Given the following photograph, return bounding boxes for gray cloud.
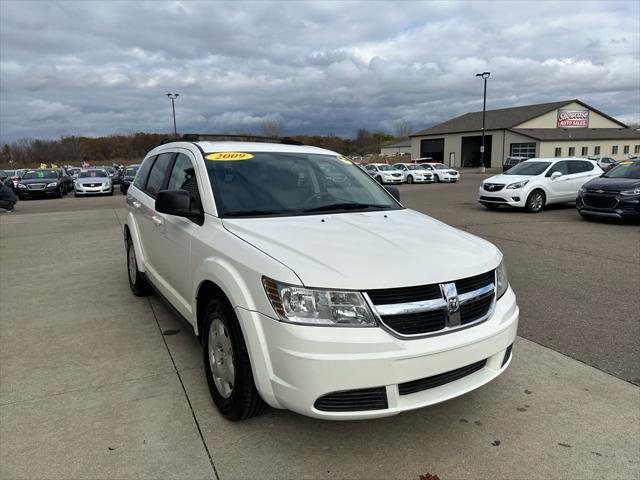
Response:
[1,0,639,142]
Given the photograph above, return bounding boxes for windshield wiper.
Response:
[303,202,391,213]
[224,209,283,217]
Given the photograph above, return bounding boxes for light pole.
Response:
[166,93,179,136]
[475,72,490,172]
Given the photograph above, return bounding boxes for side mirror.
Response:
[156,190,202,221]
[385,185,401,202]
[550,171,563,180]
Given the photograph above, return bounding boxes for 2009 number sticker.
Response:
[205,152,254,161]
[336,155,352,164]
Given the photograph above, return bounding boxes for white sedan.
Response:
[392,163,434,183]
[478,157,602,213]
[364,163,404,184]
[418,163,460,182]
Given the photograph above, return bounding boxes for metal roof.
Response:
[410,99,628,137]
[381,139,411,148]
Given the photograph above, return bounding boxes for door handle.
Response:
[152,216,164,227]
[132,201,141,209]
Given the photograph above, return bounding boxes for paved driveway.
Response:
[1,184,638,480]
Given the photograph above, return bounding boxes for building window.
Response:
[568,147,575,156]
[612,145,619,154]
[581,146,588,156]
[509,142,536,158]
[635,145,640,154]
[554,147,562,157]
[594,146,601,155]
[623,145,630,154]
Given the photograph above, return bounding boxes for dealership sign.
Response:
[557,109,589,128]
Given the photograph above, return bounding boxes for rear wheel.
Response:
[203,297,266,420]
[525,190,545,213]
[126,237,151,296]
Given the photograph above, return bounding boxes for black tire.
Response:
[126,237,151,296]
[74,192,79,197]
[56,187,63,198]
[525,190,545,213]
[376,176,383,184]
[109,189,114,196]
[433,174,440,183]
[18,195,25,201]
[484,203,500,210]
[407,175,413,184]
[203,297,266,421]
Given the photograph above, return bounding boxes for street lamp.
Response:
[475,72,490,172]
[166,93,179,136]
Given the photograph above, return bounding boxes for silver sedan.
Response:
[74,169,113,196]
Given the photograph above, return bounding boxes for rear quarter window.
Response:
[133,156,155,190]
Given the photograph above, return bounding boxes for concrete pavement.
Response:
[1,192,638,479]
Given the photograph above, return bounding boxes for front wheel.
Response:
[376,176,383,184]
[484,203,500,210]
[406,175,413,184]
[525,190,545,213]
[433,174,440,183]
[203,298,266,420]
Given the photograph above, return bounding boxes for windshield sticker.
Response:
[206,152,254,161]
[36,171,45,178]
[619,161,632,165]
[336,155,352,164]
[90,172,97,177]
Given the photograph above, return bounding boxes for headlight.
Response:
[262,277,377,327]
[18,184,26,189]
[506,180,529,189]
[620,187,640,196]
[580,186,587,193]
[47,182,58,188]
[496,259,509,299]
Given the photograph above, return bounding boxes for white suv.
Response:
[125,137,518,420]
[479,157,603,213]
[392,163,434,183]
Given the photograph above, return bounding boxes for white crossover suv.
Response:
[479,157,603,213]
[392,163,434,183]
[125,137,518,421]
[419,163,460,182]
[364,163,404,184]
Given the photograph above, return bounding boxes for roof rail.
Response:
[159,134,304,146]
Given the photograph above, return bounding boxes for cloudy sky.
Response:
[1,0,638,142]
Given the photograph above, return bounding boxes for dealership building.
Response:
[409,99,640,168]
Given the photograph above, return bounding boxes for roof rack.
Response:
[159,134,304,146]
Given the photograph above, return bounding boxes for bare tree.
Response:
[261,119,283,138]
[395,119,413,138]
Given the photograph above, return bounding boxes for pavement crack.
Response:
[147,298,219,480]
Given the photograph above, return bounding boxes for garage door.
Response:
[420,139,444,162]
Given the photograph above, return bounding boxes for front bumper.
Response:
[382,177,403,184]
[75,184,112,195]
[238,287,519,420]
[577,193,640,220]
[478,187,527,207]
[18,186,58,197]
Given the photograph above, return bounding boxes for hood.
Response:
[223,209,500,290]
[381,169,402,175]
[20,177,57,185]
[484,173,533,185]
[583,176,640,192]
[77,177,109,184]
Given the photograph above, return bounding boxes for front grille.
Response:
[399,359,487,396]
[381,310,446,335]
[84,183,102,188]
[27,183,46,190]
[314,387,388,412]
[366,284,441,305]
[392,173,402,177]
[483,183,504,192]
[366,270,495,337]
[583,194,618,209]
[480,195,507,203]
[460,293,494,324]
[456,271,494,294]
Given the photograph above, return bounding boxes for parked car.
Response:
[120,165,140,194]
[17,169,66,199]
[590,156,618,171]
[4,169,26,192]
[391,163,433,183]
[69,167,81,179]
[363,163,404,184]
[479,157,602,213]
[502,156,529,172]
[74,168,113,196]
[100,166,121,185]
[124,138,518,421]
[418,163,459,182]
[577,159,640,221]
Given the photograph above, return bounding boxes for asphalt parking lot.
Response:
[1,176,639,480]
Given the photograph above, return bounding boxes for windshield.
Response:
[4,170,15,176]
[205,152,401,217]
[604,162,640,179]
[124,167,138,176]
[504,161,551,175]
[432,164,448,170]
[376,164,394,171]
[79,170,107,178]
[407,165,422,170]
[22,169,57,179]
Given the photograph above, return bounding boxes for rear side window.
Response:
[145,153,174,196]
[567,161,595,174]
[547,161,569,176]
[133,156,155,190]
